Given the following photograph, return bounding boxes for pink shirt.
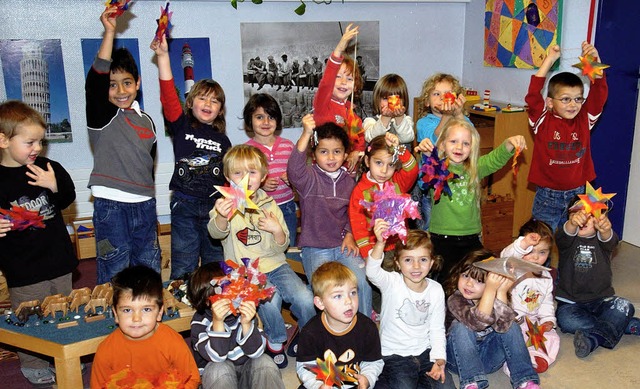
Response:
[246,137,295,205]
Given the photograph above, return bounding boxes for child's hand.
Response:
[385,132,399,148]
[485,272,508,292]
[373,218,390,243]
[238,300,256,327]
[380,100,406,118]
[280,172,290,186]
[540,321,555,333]
[302,114,316,135]
[497,275,514,295]
[150,34,169,56]
[581,41,600,61]
[26,163,58,193]
[355,374,370,389]
[341,232,359,257]
[335,23,359,56]
[414,138,435,155]
[262,176,279,192]
[504,135,526,153]
[0,219,13,238]
[214,197,233,219]
[211,298,231,322]
[100,6,118,33]
[546,45,561,63]
[569,210,590,228]
[594,213,612,235]
[346,151,363,173]
[257,211,283,235]
[426,360,446,383]
[452,93,467,118]
[522,232,541,249]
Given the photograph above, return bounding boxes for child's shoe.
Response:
[265,346,288,369]
[625,317,640,335]
[463,383,479,389]
[573,330,594,358]
[533,356,548,373]
[20,367,56,386]
[285,323,299,357]
[518,381,541,389]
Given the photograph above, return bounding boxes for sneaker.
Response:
[626,317,640,335]
[20,368,56,386]
[518,381,541,389]
[265,346,288,369]
[463,383,479,389]
[533,356,549,373]
[371,310,381,323]
[573,330,593,358]
[285,323,300,357]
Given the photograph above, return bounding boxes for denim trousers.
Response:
[378,347,457,389]
[169,194,223,280]
[532,185,584,233]
[279,200,298,248]
[93,198,161,284]
[301,246,372,316]
[556,297,635,349]
[411,183,432,231]
[257,264,316,343]
[201,354,285,389]
[446,321,539,389]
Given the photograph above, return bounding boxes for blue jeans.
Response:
[94,198,161,284]
[169,194,223,279]
[279,200,298,248]
[446,321,539,389]
[532,185,584,233]
[257,264,316,343]
[378,348,456,389]
[301,247,372,317]
[556,297,635,349]
[411,183,432,231]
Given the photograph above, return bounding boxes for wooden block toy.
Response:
[84,314,106,323]
[57,320,79,329]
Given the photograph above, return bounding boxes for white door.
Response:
[623,77,640,247]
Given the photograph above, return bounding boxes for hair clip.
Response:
[367,145,372,153]
[312,130,318,147]
[390,145,406,164]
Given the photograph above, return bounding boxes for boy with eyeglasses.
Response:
[525,41,608,233]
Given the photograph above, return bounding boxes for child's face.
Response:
[113,292,163,341]
[108,70,140,109]
[314,281,358,332]
[0,123,45,167]
[441,125,471,165]
[313,137,346,173]
[577,214,597,237]
[332,64,355,102]
[190,91,221,125]
[546,86,584,120]
[395,247,434,292]
[226,163,266,192]
[458,271,486,303]
[426,80,454,116]
[365,149,396,184]
[251,107,277,139]
[522,240,551,265]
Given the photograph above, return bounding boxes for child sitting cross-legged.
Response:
[187,262,285,389]
[90,265,200,388]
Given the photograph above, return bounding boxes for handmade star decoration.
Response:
[345,105,362,149]
[473,256,550,281]
[524,316,549,355]
[106,367,191,389]
[154,2,173,42]
[387,95,401,111]
[360,183,420,244]
[0,205,45,231]
[304,350,358,388]
[214,174,259,220]
[568,182,615,218]
[512,147,521,177]
[443,91,457,105]
[419,153,459,201]
[572,54,609,84]
[106,0,132,17]
[209,258,275,315]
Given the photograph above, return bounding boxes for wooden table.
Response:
[0,312,192,389]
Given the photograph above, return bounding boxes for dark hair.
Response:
[185,79,226,133]
[372,74,409,115]
[365,134,402,170]
[112,265,163,309]
[443,248,494,298]
[242,93,283,135]
[392,230,443,274]
[111,47,139,82]
[311,122,350,153]
[547,72,584,98]
[0,100,46,138]
[187,262,225,315]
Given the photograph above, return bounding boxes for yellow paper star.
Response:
[572,55,610,84]
[214,174,258,220]
[569,182,616,218]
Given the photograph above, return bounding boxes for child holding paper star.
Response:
[525,42,608,233]
[208,145,315,369]
[555,202,640,358]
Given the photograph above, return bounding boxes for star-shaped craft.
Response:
[0,205,45,231]
[419,153,459,201]
[524,316,549,355]
[214,174,259,220]
[443,91,457,105]
[209,258,275,315]
[304,351,357,388]
[154,2,173,42]
[512,147,521,177]
[572,55,609,84]
[568,182,616,218]
[360,183,420,244]
[105,0,132,18]
[387,95,401,111]
[473,256,550,281]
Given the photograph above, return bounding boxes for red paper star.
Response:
[569,182,616,218]
[443,91,457,105]
[572,55,609,84]
[387,95,401,111]
[214,174,259,220]
[106,0,132,18]
[345,105,362,148]
[154,2,173,42]
[209,258,275,315]
[525,316,548,355]
[0,205,45,231]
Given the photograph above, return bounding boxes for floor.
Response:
[1,243,639,388]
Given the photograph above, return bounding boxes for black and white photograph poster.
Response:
[241,21,379,129]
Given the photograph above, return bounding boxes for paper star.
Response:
[304,351,357,388]
[345,105,362,147]
[360,183,420,244]
[473,256,550,281]
[512,147,521,177]
[419,153,459,201]
[0,205,45,231]
[443,91,457,105]
[106,0,132,18]
[569,182,616,218]
[387,95,401,111]
[154,2,173,42]
[525,316,549,355]
[572,55,609,84]
[214,174,259,220]
[209,258,275,315]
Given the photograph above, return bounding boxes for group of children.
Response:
[0,5,638,388]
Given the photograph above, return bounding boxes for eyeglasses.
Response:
[553,97,585,105]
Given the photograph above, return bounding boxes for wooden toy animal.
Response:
[85,298,108,315]
[15,300,43,322]
[41,294,65,311]
[69,292,91,313]
[92,283,114,305]
[163,289,179,316]
[44,301,68,318]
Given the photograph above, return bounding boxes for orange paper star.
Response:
[387,95,401,111]
[572,55,609,84]
[569,182,616,218]
[214,174,258,220]
[525,316,549,355]
[304,352,357,388]
[443,91,457,105]
[512,147,521,177]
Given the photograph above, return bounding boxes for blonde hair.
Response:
[436,118,481,203]
[0,100,46,138]
[372,74,409,115]
[222,144,268,178]
[311,261,358,298]
[417,73,464,118]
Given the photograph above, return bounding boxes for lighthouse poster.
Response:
[0,39,73,143]
[164,37,212,100]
